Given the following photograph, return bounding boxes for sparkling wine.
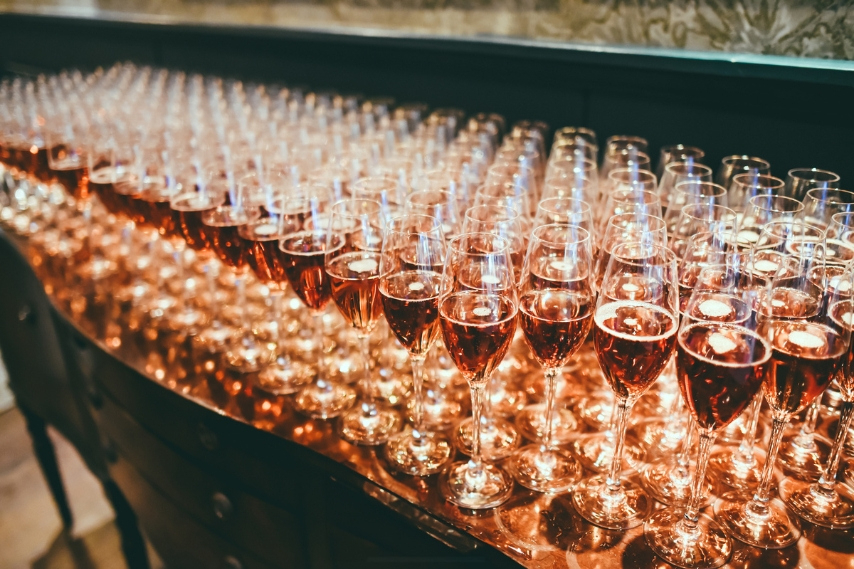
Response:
[18,145,50,182]
[203,208,257,270]
[682,292,752,325]
[380,270,442,356]
[439,291,517,383]
[520,289,593,368]
[830,300,854,399]
[112,179,141,220]
[50,157,89,200]
[762,319,845,415]
[527,257,588,292]
[279,231,341,311]
[758,287,821,320]
[131,186,174,236]
[171,193,222,251]
[678,322,770,430]
[327,251,384,332]
[88,167,126,215]
[593,300,678,399]
[239,219,295,286]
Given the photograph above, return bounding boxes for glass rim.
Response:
[731,172,785,190]
[721,154,770,169]
[664,161,713,176]
[447,231,512,257]
[747,193,805,213]
[787,167,841,183]
[673,180,728,197]
[530,223,591,247]
[804,187,854,204]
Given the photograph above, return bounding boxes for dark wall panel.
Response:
[1,14,852,181]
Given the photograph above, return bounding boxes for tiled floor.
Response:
[0,406,161,569]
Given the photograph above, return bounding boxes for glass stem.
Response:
[796,397,821,440]
[173,246,187,314]
[677,419,696,475]
[818,400,854,492]
[735,395,762,464]
[312,311,329,391]
[749,417,787,517]
[235,273,250,335]
[606,398,632,490]
[682,429,716,531]
[469,380,486,472]
[270,288,286,355]
[204,262,222,328]
[543,367,558,449]
[411,356,426,438]
[358,334,377,415]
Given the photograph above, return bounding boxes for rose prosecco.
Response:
[380,270,442,356]
[327,251,384,332]
[439,291,517,384]
[593,300,678,399]
[678,322,770,430]
[520,289,593,368]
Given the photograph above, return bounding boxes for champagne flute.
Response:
[241,178,315,395]
[201,176,268,371]
[728,173,785,215]
[508,224,593,492]
[737,195,804,249]
[656,144,706,181]
[716,155,770,190]
[326,198,401,445]
[283,190,358,419]
[572,242,679,529]
[785,168,840,201]
[645,284,771,568]
[777,192,854,478]
[380,213,453,474]
[438,232,519,509]
[715,221,847,549]
[780,259,854,529]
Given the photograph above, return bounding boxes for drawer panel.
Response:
[111,456,278,569]
[98,393,309,569]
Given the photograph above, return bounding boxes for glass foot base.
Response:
[454,417,520,461]
[645,508,732,569]
[778,432,832,481]
[642,460,713,508]
[571,432,645,474]
[514,405,578,445]
[707,448,764,491]
[631,418,687,462]
[225,340,272,373]
[495,493,579,551]
[408,390,464,431]
[255,357,313,395]
[571,475,651,530]
[338,402,401,445]
[439,461,513,510]
[779,477,854,530]
[508,445,582,493]
[714,492,801,549]
[366,372,410,407]
[576,391,614,430]
[294,381,357,420]
[383,429,453,476]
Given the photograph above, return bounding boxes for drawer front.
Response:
[111,456,278,569]
[98,393,309,569]
[90,348,308,511]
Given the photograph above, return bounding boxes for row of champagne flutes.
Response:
[2,63,854,569]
